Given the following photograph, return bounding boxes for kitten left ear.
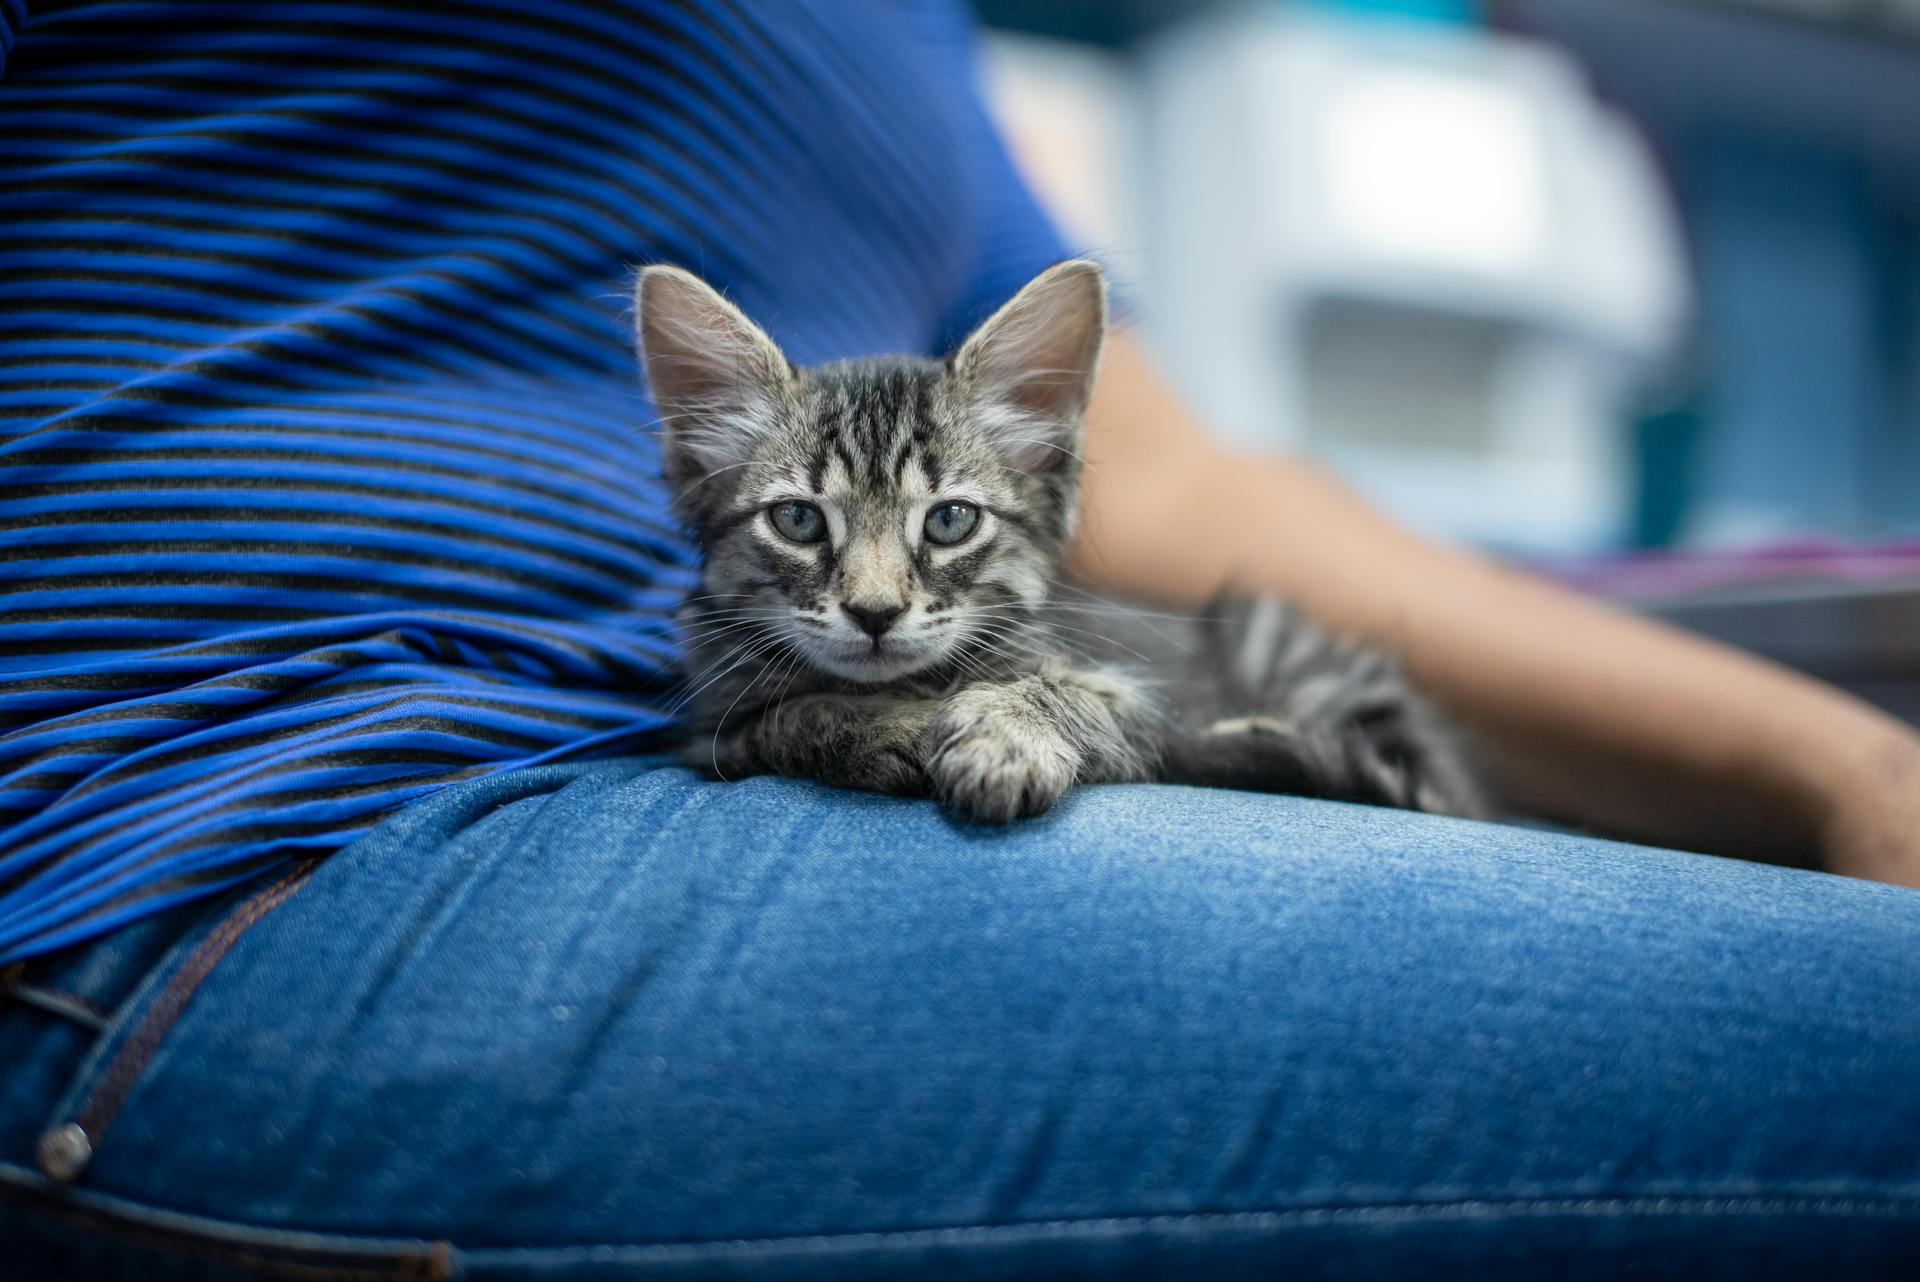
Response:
[952,259,1107,472]
[633,265,792,483]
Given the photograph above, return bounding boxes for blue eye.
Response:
[769,501,826,544]
[924,500,980,546]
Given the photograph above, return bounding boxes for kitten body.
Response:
[636,262,1485,822]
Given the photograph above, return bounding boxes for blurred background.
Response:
[971,0,1920,721]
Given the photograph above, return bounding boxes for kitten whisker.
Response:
[668,633,788,715]
[961,612,1163,664]
[706,637,803,774]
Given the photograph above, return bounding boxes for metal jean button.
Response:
[36,1122,92,1183]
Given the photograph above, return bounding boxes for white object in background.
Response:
[1322,66,1552,275]
[1140,10,1690,553]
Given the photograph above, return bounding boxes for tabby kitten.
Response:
[635,260,1486,823]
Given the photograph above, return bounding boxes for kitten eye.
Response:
[768,501,827,544]
[924,500,980,546]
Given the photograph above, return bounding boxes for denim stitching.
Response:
[463,1193,1920,1262]
[14,1185,1917,1277]
[2,962,109,1020]
[4,981,112,1031]
[63,858,321,1164]
[1,1174,451,1282]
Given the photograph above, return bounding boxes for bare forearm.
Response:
[1072,335,1920,877]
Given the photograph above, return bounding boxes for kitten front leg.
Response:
[702,693,940,797]
[930,665,1159,823]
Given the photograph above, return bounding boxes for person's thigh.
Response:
[5,761,1919,1280]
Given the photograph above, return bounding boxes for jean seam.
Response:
[42,858,320,1179]
[457,1192,1920,1262]
[7,1164,1916,1274]
[3,981,112,1031]
[1,1170,452,1282]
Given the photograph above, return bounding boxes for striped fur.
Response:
[643,263,1487,822]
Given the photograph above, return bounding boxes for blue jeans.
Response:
[4,761,1918,1279]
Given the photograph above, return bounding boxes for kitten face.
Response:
[637,262,1106,685]
[684,360,1067,682]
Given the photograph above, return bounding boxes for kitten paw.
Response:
[930,691,1078,823]
[930,729,1077,822]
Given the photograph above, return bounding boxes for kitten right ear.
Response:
[952,259,1106,473]
[633,265,791,479]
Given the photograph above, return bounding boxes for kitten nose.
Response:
[842,602,904,639]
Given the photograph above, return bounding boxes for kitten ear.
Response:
[633,265,791,479]
[952,259,1106,472]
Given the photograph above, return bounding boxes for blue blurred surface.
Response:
[1305,0,1479,23]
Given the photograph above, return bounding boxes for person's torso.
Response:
[0,0,1035,959]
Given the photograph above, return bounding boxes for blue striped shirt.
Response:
[0,0,1067,961]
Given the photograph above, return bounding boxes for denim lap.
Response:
[9,761,1920,1278]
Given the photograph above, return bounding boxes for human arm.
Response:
[1070,332,1920,886]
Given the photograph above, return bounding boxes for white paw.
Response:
[929,696,1078,823]
[1201,715,1290,739]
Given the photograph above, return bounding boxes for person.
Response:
[2,2,1916,1278]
